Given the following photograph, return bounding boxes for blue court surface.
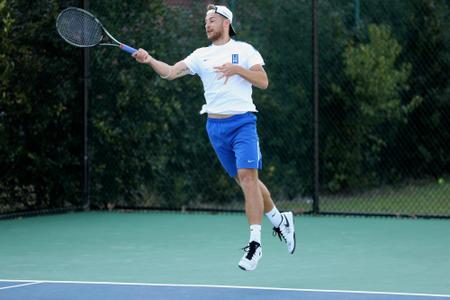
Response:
[1,280,449,300]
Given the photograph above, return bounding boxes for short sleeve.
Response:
[246,45,265,68]
[183,50,200,75]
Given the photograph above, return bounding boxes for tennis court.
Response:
[2,0,449,299]
[1,212,449,299]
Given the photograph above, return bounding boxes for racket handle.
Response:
[119,44,137,54]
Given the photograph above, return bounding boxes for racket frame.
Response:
[56,7,137,54]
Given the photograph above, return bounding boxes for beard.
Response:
[207,30,223,42]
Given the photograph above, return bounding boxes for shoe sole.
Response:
[291,232,296,254]
[285,211,296,254]
[239,264,258,271]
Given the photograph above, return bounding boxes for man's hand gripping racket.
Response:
[132,49,152,64]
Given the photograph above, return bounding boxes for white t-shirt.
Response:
[183,39,265,114]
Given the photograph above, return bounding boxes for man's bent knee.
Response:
[238,169,259,189]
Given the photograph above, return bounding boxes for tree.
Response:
[387,0,450,179]
[0,0,83,212]
[323,24,420,191]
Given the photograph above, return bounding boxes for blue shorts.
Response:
[206,112,262,177]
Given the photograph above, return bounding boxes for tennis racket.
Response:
[56,7,137,54]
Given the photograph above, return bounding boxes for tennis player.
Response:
[133,4,295,271]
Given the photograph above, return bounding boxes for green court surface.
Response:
[0,212,449,295]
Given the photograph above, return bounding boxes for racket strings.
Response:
[57,9,103,47]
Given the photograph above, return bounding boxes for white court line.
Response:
[0,282,42,290]
[0,279,449,298]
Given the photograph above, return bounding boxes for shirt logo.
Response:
[232,54,239,64]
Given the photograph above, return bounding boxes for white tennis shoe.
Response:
[273,211,296,254]
[238,241,262,271]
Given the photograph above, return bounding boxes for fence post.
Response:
[83,0,90,210]
[312,0,320,214]
[354,0,361,28]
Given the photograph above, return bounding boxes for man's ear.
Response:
[223,18,231,29]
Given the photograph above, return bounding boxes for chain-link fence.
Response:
[317,0,450,217]
[86,0,315,214]
[1,0,449,218]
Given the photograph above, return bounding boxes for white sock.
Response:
[249,224,261,244]
[265,207,283,228]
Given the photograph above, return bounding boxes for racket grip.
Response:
[119,44,137,54]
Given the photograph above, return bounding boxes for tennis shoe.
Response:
[238,241,262,271]
[273,211,296,254]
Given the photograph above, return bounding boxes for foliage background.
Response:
[1,0,449,215]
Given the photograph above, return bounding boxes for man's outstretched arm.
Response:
[132,48,190,80]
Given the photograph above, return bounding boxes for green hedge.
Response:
[1,0,448,213]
